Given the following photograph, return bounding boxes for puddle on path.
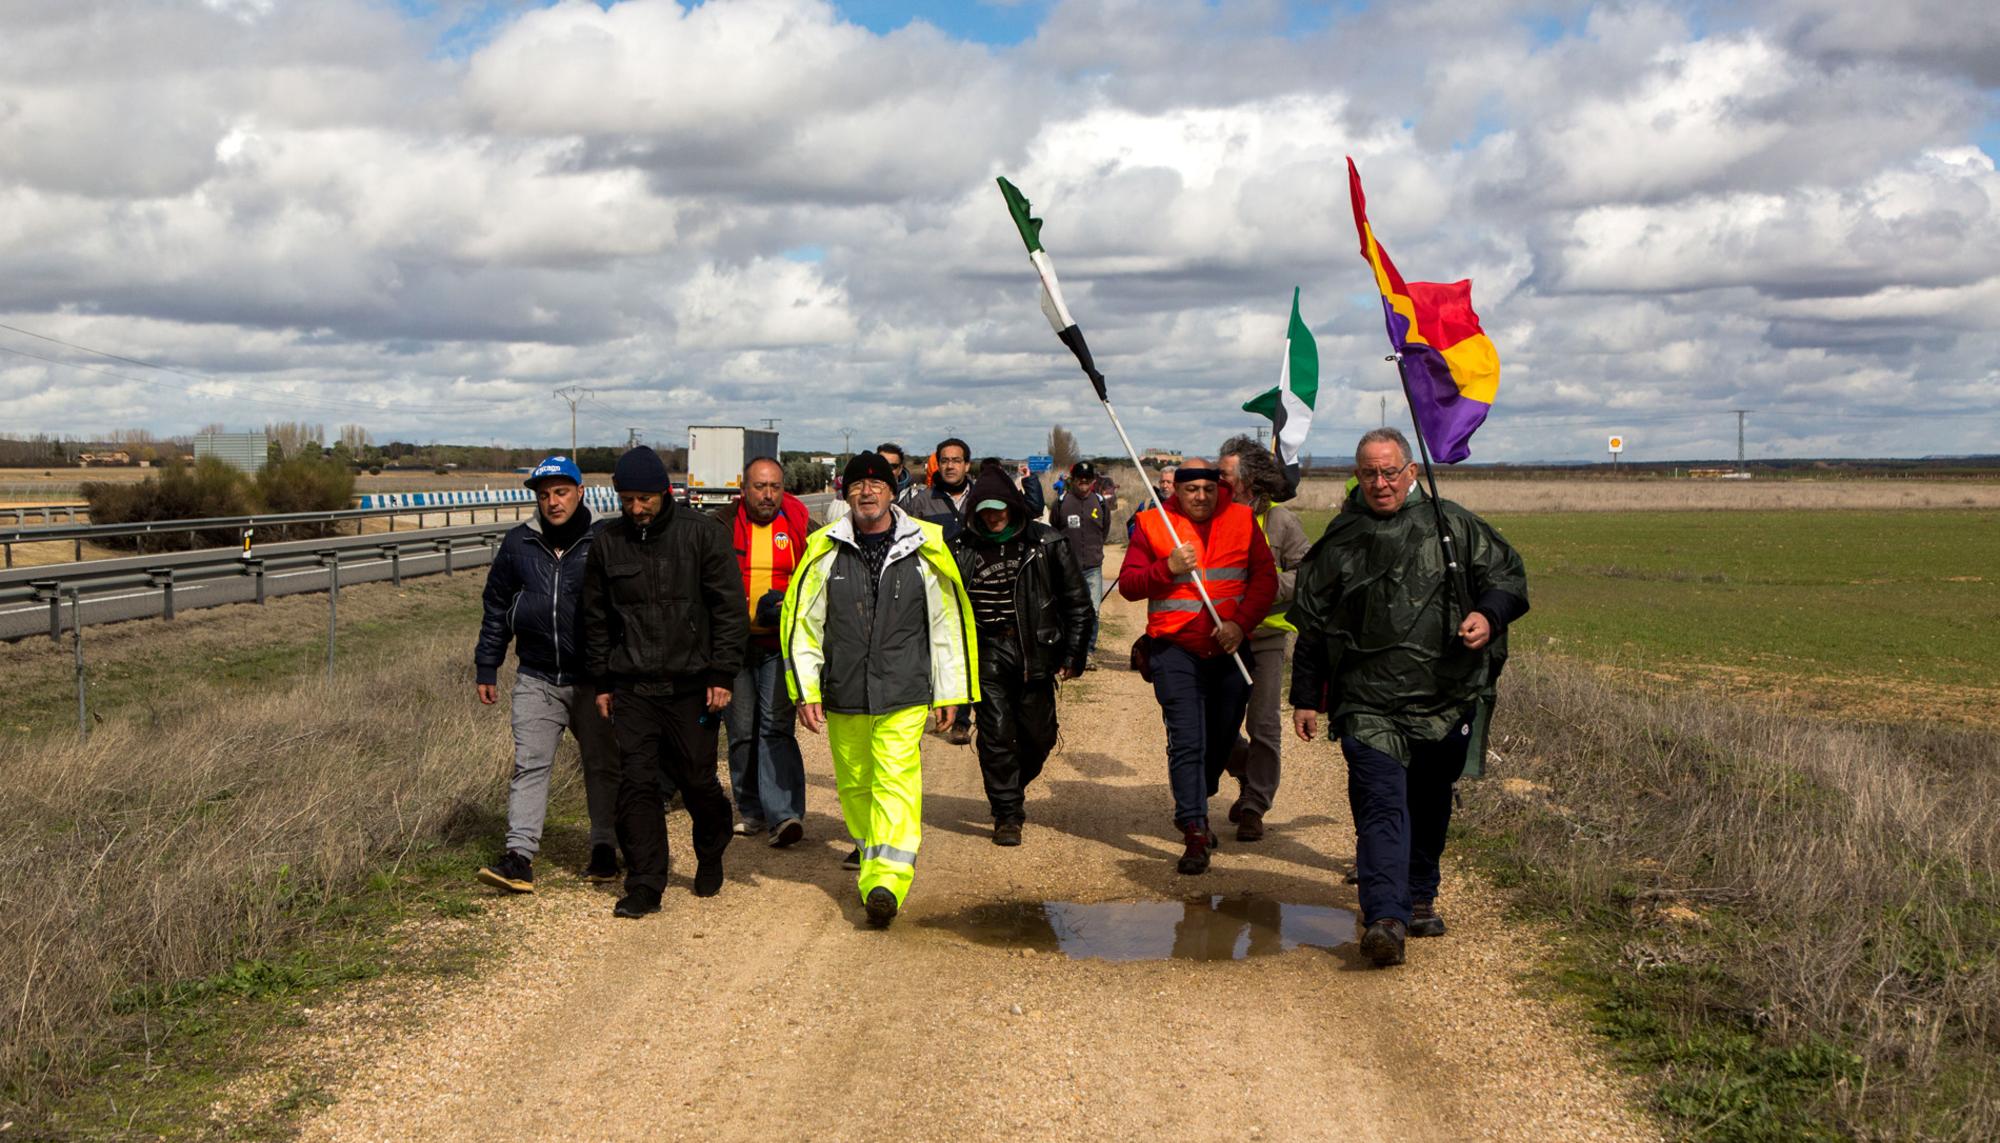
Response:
[930,896,1356,961]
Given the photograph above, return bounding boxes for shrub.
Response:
[254,455,356,541]
[783,457,829,493]
[81,459,255,551]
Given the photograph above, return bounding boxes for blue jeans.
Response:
[723,650,807,830]
[1080,567,1104,654]
[1341,727,1471,925]
[1149,642,1250,826]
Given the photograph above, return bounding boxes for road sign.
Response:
[1026,454,1054,473]
[1607,435,1625,455]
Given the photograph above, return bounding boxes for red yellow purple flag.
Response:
[1347,157,1500,463]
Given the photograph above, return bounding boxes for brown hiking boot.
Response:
[1235,809,1265,842]
[993,819,1023,847]
[1175,819,1217,875]
[1409,901,1446,938]
[1360,918,1407,966]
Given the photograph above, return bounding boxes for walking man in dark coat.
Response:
[474,455,619,892]
[951,463,1093,845]
[582,446,749,918]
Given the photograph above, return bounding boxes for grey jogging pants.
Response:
[505,673,619,858]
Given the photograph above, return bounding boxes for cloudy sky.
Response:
[2,0,1996,463]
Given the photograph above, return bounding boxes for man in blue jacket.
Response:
[474,455,620,893]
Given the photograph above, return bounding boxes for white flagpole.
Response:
[1098,396,1255,686]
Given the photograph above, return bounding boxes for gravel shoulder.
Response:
[281,564,1656,1142]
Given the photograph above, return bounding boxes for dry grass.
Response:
[1285,475,2000,513]
[1473,654,2000,1137]
[0,617,521,1120]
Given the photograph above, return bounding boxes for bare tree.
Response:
[338,424,371,450]
[195,422,227,437]
[1047,424,1081,471]
[265,421,325,459]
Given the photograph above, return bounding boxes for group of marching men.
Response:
[474,428,1526,967]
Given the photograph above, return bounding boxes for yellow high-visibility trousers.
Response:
[826,706,927,907]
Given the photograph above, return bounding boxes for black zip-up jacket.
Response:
[475,511,598,687]
[951,469,1093,680]
[581,500,749,697]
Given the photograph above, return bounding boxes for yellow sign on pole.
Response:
[1607,435,1625,454]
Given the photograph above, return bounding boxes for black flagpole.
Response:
[1388,352,1473,622]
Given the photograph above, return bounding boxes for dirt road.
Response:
[287,588,1652,1142]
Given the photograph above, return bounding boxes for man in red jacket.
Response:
[718,457,812,846]
[1119,458,1277,874]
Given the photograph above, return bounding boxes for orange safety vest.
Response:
[1134,502,1255,639]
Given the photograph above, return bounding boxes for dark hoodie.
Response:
[950,467,1094,678]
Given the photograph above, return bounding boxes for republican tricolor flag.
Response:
[1348,157,1500,463]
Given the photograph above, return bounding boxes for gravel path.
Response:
[283,576,1656,1142]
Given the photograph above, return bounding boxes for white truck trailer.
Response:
[686,425,779,509]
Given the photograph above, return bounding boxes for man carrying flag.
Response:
[1289,429,1527,966]
[1287,160,1523,967]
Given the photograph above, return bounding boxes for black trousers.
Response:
[611,689,732,893]
[973,636,1059,822]
[1340,728,1470,925]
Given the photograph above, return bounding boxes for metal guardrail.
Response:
[2,522,511,641]
[3,490,840,639]
[5,503,87,526]
[0,498,533,567]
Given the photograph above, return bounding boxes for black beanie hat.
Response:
[613,446,670,493]
[843,450,897,489]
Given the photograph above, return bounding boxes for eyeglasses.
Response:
[1356,465,1410,484]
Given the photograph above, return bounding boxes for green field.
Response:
[1293,507,2000,719]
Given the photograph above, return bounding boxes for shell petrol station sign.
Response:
[1607,434,1624,454]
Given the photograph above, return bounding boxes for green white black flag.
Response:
[1241,288,1319,497]
[996,177,1107,400]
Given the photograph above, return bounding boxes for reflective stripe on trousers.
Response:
[826,705,929,907]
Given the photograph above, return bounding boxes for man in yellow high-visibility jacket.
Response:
[781,451,977,928]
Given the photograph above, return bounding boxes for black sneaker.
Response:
[693,858,724,898]
[1360,918,1408,966]
[864,886,899,929]
[993,819,1023,847]
[945,725,972,746]
[613,886,661,918]
[477,850,534,893]
[1409,901,1447,938]
[770,818,804,848]
[583,844,619,883]
[842,846,862,871]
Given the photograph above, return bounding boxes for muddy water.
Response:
[929,895,1356,961]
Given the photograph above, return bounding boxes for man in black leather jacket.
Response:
[582,446,749,918]
[950,463,1093,846]
[473,456,620,894]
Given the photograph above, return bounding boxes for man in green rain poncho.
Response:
[1289,428,1529,967]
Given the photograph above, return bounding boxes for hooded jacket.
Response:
[581,495,748,697]
[780,504,978,715]
[475,506,598,687]
[1286,483,1528,761]
[950,466,1093,680]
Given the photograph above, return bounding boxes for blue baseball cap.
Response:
[524,455,583,488]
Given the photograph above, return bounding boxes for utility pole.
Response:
[553,385,592,455]
[840,427,855,457]
[1380,394,1388,427]
[760,417,780,432]
[626,427,642,449]
[1731,409,1749,470]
